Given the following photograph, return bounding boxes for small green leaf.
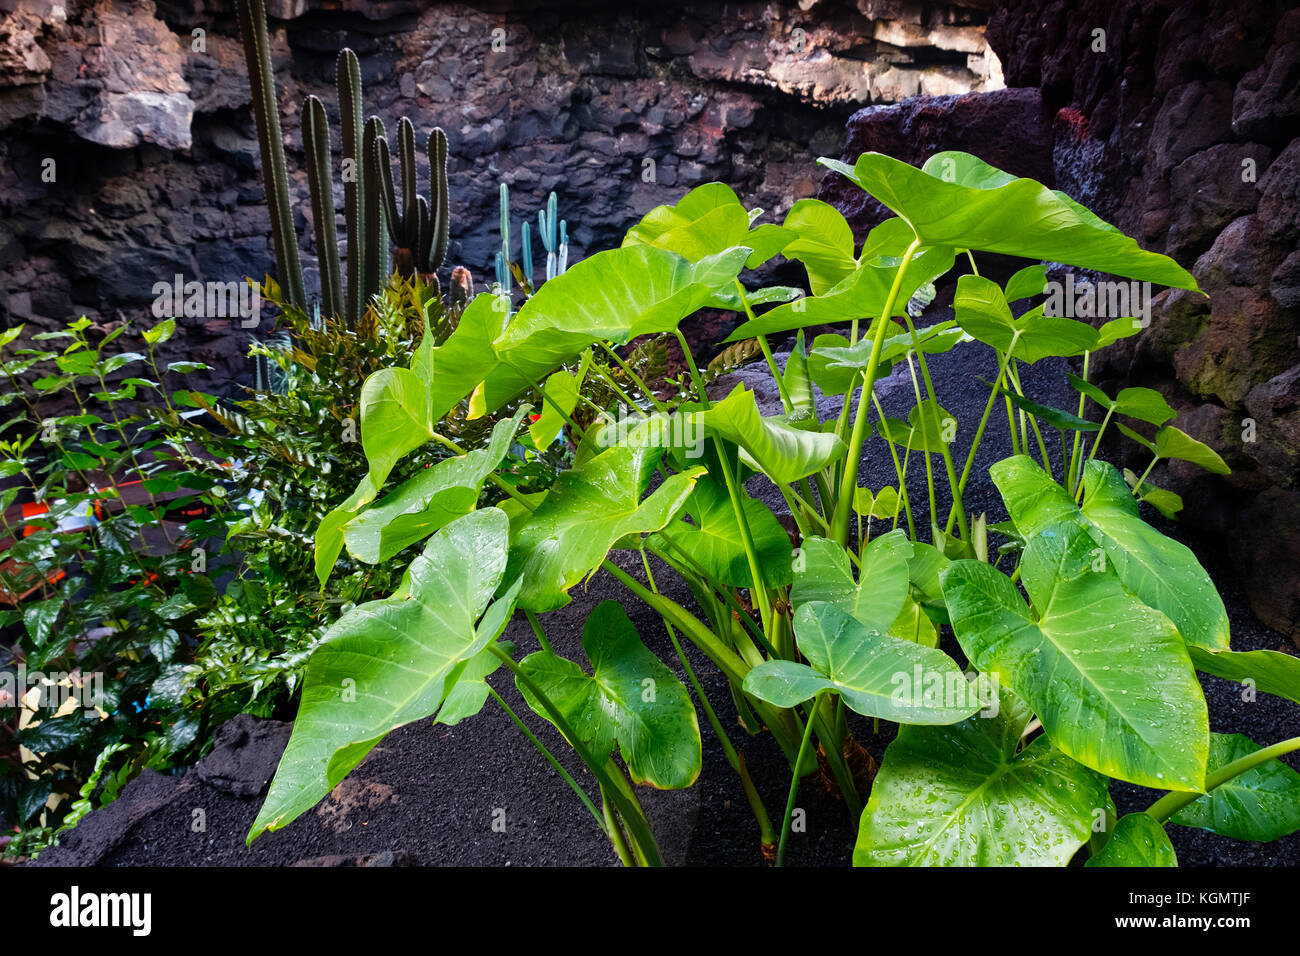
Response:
[1154,425,1231,474]
[518,600,701,789]
[1086,813,1177,867]
[1172,733,1300,842]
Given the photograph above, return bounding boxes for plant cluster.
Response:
[244,150,1300,867]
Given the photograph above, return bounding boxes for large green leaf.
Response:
[791,532,912,634]
[623,182,792,268]
[780,198,858,294]
[722,219,954,342]
[475,245,750,413]
[821,151,1199,290]
[250,509,521,842]
[743,601,981,724]
[507,440,703,611]
[991,456,1230,652]
[693,384,846,484]
[341,407,528,564]
[1172,733,1300,842]
[650,475,792,589]
[941,520,1209,791]
[1187,646,1300,706]
[1086,813,1177,867]
[855,691,1108,866]
[517,600,701,789]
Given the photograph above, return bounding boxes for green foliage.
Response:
[197,146,1295,868]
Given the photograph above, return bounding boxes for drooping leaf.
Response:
[743,601,981,724]
[1086,813,1177,867]
[1154,425,1231,474]
[1187,646,1300,706]
[941,519,1209,791]
[1171,733,1300,842]
[435,640,514,727]
[507,439,703,611]
[250,509,521,842]
[694,384,846,484]
[993,383,1100,432]
[780,198,858,294]
[855,691,1108,866]
[517,600,701,788]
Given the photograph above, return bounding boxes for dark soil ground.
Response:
[33,312,1300,867]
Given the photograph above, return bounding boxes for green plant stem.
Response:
[488,686,603,832]
[1145,736,1300,824]
[734,280,793,415]
[488,643,663,866]
[948,335,1019,535]
[1131,455,1161,496]
[595,341,669,414]
[641,551,776,850]
[831,239,921,545]
[600,786,637,867]
[778,691,823,866]
[904,353,939,527]
[871,391,916,540]
[1066,351,1091,495]
[523,609,552,653]
[898,311,968,542]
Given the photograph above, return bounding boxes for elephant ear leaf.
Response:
[1171,733,1300,842]
[1085,813,1177,867]
[250,508,521,843]
[855,689,1108,866]
[516,600,701,789]
[990,455,1230,652]
[821,150,1198,291]
[743,601,981,724]
[506,438,704,612]
[941,519,1209,791]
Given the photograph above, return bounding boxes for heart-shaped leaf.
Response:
[250,508,521,842]
[855,691,1108,866]
[941,519,1209,791]
[1172,733,1300,842]
[743,601,982,724]
[517,600,701,789]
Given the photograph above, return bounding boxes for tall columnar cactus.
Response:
[235,0,304,309]
[302,95,343,321]
[362,116,388,305]
[374,117,450,287]
[495,182,511,295]
[337,49,366,326]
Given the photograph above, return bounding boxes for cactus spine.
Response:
[235,0,304,309]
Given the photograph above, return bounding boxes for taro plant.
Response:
[245,151,1300,866]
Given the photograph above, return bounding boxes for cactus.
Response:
[495,182,511,295]
[238,1,453,324]
[337,49,366,326]
[372,117,451,291]
[235,0,304,309]
[538,190,569,281]
[302,95,343,321]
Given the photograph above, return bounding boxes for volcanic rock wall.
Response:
[818,0,1299,638]
[0,0,1001,391]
